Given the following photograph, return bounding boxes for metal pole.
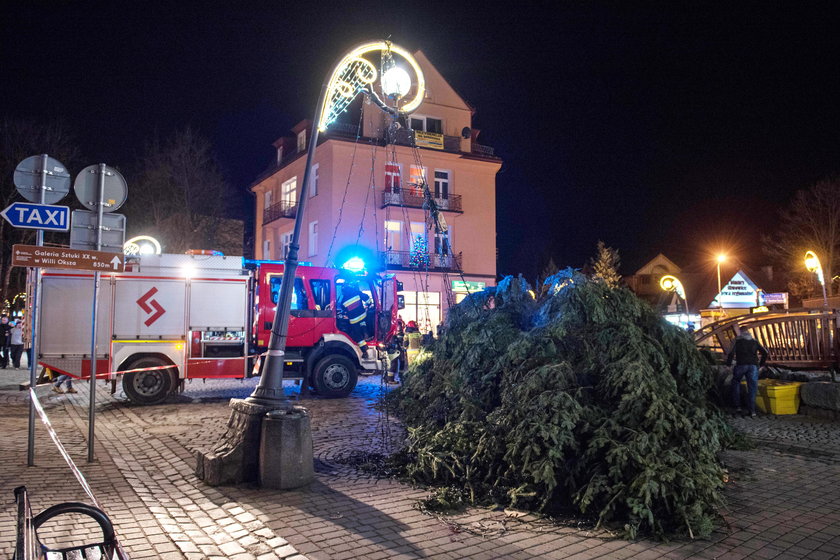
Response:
[26,154,49,466]
[820,275,829,308]
[247,84,328,406]
[717,263,722,310]
[87,164,105,462]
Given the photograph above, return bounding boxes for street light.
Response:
[250,41,426,406]
[805,250,829,308]
[716,254,727,317]
[197,41,427,487]
[660,274,689,326]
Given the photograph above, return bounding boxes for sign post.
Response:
[72,163,127,463]
[13,154,71,467]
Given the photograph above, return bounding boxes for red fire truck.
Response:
[36,253,403,403]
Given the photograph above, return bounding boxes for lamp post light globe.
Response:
[382,66,412,97]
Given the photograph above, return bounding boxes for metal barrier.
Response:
[695,308,840,370]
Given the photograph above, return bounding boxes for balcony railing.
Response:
[471,143,495,157]
[263,200,297,225]
[379,250,462,272]
[380,188,463,213]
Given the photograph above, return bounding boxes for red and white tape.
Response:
[29,388,129,558]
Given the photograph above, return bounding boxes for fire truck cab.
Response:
[36,253,402,404]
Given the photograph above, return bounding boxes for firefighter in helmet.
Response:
[338,280,372,358]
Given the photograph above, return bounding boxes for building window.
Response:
[434,228,451,255]
[434,170,449,199]
[280,232,292,260]
[308,221,318,256]
[409,165,426,195]
[282,177,297,204]
[409,116,443,134]
[297,130,306,153]
[385,162,401,192]
[385,220,402,252]
[401,291,441,334]
[263,239,271,260]
[410,221,426,254]
[264,189,272,210]
[310,164,319,197]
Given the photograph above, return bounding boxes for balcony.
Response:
[379,250,462,272]
[263,200,297,225]
[380,188,463,213]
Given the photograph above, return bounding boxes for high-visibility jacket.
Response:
[341,287,370,324]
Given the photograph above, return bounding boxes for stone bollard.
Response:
[259,405,314,489]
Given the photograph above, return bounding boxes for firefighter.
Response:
[338,280,372,358]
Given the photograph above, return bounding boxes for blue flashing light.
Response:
[342,256,366,273]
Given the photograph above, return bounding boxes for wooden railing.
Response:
[695,309,840,369]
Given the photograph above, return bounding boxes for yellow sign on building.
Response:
[415,131,444,150]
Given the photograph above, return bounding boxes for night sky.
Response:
[4,2,839,280]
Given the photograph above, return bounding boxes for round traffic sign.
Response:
[73,164,128,212]
[13,155,71,204]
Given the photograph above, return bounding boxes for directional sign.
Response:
[1,202,70,231]
[12,244,124,272]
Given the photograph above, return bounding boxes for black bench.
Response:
[14,486,126,559]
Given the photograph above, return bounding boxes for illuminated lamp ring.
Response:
[319,41,426,131]
[124,235,162,256]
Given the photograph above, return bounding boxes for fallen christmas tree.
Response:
[388,269,732,539]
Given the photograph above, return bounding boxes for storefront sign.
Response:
[415,131,444,150]
[762,292,789,306]
[452,280,486,292]
[711,271,760,309]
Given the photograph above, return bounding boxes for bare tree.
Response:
[765,178,840,298]
[0,118,80,307]
[127,127,241,254]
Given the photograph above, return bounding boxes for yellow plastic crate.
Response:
[741,379,803,414]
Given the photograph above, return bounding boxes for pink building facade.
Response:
[251,51,501,333]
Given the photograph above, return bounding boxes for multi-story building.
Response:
[250,50,501,333]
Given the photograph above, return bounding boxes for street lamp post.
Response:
[716,254,727,317]
[196,41,426,487]
[805,250,829,308]
[660,274,689,327]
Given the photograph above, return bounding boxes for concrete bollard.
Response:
[259,405,314,489]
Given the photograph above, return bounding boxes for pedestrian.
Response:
[726,330,768,417]
[53,373,77,394]
[10,319,24,369]
[0,315,11,369]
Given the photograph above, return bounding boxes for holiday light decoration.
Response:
[318,41,426,131]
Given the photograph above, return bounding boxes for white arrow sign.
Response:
[110,256,122,270]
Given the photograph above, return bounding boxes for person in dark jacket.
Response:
[0,315,11,369]
[726,330,769,417]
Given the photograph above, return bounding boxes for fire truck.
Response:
[36,253,403,403]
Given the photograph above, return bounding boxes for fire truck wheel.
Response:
[312,355,358,398]
[122,357,175,405]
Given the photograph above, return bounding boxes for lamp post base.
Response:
[195,399,292,486]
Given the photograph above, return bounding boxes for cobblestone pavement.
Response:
[2,369,840,559]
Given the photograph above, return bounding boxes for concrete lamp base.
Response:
[259,406,314,489]
[195,399,314,489]
[195,399,278,486]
